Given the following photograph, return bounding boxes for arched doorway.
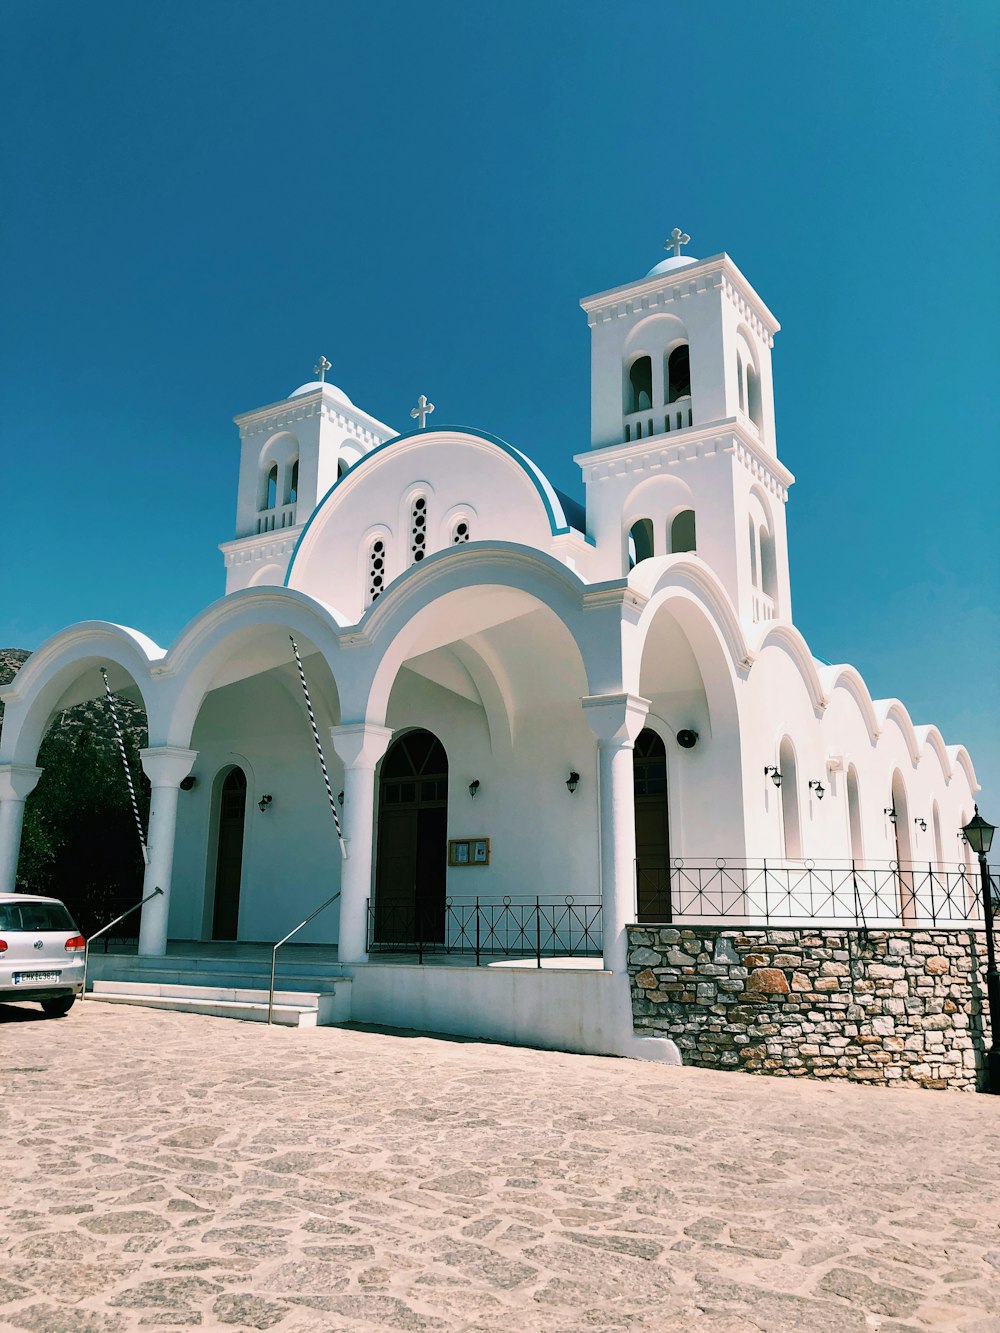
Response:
[212,767,247,940]
[634,729,671,922]
[375,730,448,943]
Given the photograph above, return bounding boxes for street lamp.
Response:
[962,806,999,1095]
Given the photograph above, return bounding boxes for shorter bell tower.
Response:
[576,233,794,627]
[220,359,395,593]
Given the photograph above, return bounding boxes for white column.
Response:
[582,693,650,973]
[0,764,43,892]
[329,722,393,964]
[137,747,198,956]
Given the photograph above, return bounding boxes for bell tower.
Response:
[220,359,395,593]
[576,233,794,628]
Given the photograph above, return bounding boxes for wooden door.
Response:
[212,767,246,940]
[374,731,448,943]
[634,730,671,923]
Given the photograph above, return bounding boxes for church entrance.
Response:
[374,730,449,944]
[634,729,672,923]
[212,766,247,940]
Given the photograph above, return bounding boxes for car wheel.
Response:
[40,996,75,1018]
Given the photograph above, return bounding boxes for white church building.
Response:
[0,234,981,1058]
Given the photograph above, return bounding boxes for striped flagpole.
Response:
[100,667,149,866]
[289,636,348,859]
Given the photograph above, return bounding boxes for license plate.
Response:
[13,971,61,984]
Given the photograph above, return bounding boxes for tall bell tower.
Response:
[220,358,395,593]
[575,232,794,627]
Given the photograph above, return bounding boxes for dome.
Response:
[288,380,353,407]
[645,253,699,278]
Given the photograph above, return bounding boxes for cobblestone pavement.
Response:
[1,1002,998,1332]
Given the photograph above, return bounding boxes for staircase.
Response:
[85,951,352,1027]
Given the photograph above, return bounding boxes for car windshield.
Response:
[0,901,77,932]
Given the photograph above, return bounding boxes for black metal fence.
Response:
[367,896,603,965]
[655,861,996,928]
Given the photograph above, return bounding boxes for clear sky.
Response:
[2,1,998,813]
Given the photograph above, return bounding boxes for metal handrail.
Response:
[81,886,163,998]
[267,890,341,1025]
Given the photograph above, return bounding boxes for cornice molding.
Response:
[580,253,780,345]
[234,392,395,448]
[574,419,793,499]
[219,530,301,567]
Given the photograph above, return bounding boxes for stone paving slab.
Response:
[0,1001,998,1331]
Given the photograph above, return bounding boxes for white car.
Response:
[0,893,86,1016]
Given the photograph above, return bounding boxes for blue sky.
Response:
[2,1,998,812]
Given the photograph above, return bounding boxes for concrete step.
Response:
[87,978,352,1027]
[88,967,341,993]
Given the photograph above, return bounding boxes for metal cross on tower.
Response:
[410,394,435,429]
[665,227,691,258]
[313,355,332,383]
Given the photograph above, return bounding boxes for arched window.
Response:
[409,495,428,564]
[452,519,471,544]
[337,458,348,481]
[779,737,801,860]
[627,357,653,413]
[846,764,864,861]
[737,353,745,412]
[746,363,762,429]
[932,801,944,870]
[759,527,777,601]
[368,539,387,604]
[286,458,299,505]
[627,518,655,570]
[666,345,691,403]
[748,515,758,587]
[891,770,915,922]
[670,509,696,554]
[262,464,278,512]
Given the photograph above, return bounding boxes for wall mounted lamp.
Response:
[566,771,580,794]
[337,791,344,807]
[676,729,699,749]
[914,817,927,832]
[179,775,197,792]
[468,780,480,799]
[258,794,273,813]
[884,806,897,824]
[808,780,826,800]
[764,765,782,788]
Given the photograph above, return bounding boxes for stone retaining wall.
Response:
[627,924,996,1091]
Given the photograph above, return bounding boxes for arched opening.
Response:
[737,353,745,412]
[634,729,671,922]
[779,737,801,860]
[452,519,471,544]
[846,764,864,861]
[374,730,448,943]
[211,766,247,941]
[666,345,691,404]
[263,464,278,511]
[759,526,777,602]
[286,458,299,505]
[409,495,428,564]
[368,538,387,604]
[891,770,914,922]
[748,515,758,588]
[8,652,152,938]
[932,801,944,870]
[627,356,653,413]
[337,458,348,481]
[628,518,655,570]
[670,509,696,554]
[746,363,762,429]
